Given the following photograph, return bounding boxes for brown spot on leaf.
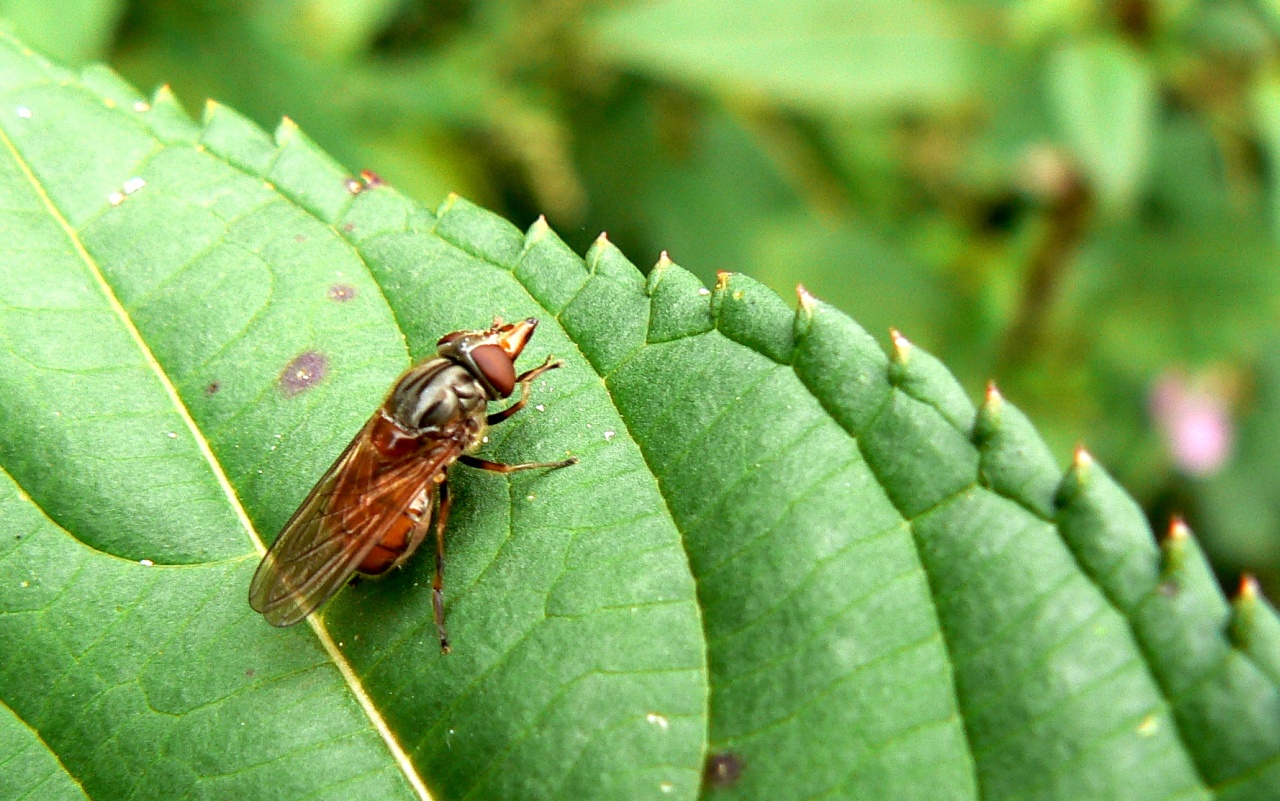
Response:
[328,283,357,303]
[279,351,328,396]
[295,234,307,243]
[343,222,355,232]
[205,381,221,395]
[245,668,255,677]
[704,752,744,790]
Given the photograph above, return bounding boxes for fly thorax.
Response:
[388,361,487,434]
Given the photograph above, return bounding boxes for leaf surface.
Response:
[1,33,1279,801]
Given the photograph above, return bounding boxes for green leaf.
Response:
[0,42,704,801]
[0,701,86,801]
[2,32,1280,801]
[0,0,124,66]
[1047,39,1157,214]
[585,0,975,115]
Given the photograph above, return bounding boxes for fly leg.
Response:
[486,356,563,426]
[458,454,578,472]
[432,479,453,654]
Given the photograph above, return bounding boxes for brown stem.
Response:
[997,169,1092,371]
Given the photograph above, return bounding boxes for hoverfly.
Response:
[249,317,575,652]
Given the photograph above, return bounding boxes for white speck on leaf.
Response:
[133,101,150,112]
[646,712,669,730]
[165,431,177,439]
[20,581,29,588]
[535,404,545,411]
[139,559,154,567]
[15,106,31,118]
[108,191,125,206]
[660,782,674,794]
[698,287,710,296]
[1137,714,1159,737]
[604,430,616,441]
[481,435,489,443]
[122,177,146,195]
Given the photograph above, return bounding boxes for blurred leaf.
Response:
[1047,39,1156,214]
[1006,0,1097,46]
[250,0,405,61]
[1082,213,1280,370]
[750,212,960,353]
[112,2,485,206]
[585,0,975,116]
[575,95,805,280]
[0,0,123,65]
[1198,346,1280,584]
[1251,75,1280,241]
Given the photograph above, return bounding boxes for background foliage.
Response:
[4,0,1275,593]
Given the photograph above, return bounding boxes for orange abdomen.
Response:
[353,412,437,575]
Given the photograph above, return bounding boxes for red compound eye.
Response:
[470,344,516,397]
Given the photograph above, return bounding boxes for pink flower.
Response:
[1149,371,1236,477]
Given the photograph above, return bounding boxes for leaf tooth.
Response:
[1054,443,1094,508]
[201,98,220,125]
[274,115,300,146]
[1073,443,1094,470]
[1158,516,1192,585]
[709,270,732,317]
[526,214,551,244]
[1238,573,1261,603]
[584,230,626,277]
[644,252,715,342]
[152,84,180,109]
[437,191,461,215]
[644,247,670,296]
[791,285,820,346]
[984,380,1004,408]
[889,328,913,364]
[795,283,815,314]
[973,381,1005,441]
[1228,574,1259,648]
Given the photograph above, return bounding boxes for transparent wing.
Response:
[248,418,461,627]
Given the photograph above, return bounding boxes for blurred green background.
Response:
[10,0,1280,596]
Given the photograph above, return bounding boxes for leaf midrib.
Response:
[0,103,433,801]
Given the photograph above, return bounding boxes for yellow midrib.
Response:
[0,123,432,801]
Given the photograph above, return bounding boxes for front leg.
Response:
[486,355,563,425]
[458,454,578,473]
